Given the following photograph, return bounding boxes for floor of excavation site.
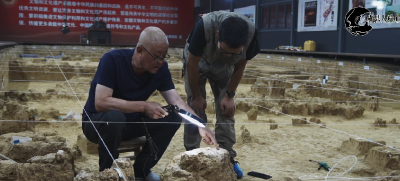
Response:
[2,45,400,181]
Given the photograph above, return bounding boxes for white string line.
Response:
[253,58,396,77]
[172,78,400,155]
[0,86,396,105]
[10,49,183,53]
[300,175,400,181]
[6,60,400,100]
[172,78,392,106]
[45,48,127,181]
[247,62,400,91]
[244,72,400,103]
[4,48,400,179]
[7,67,398,100]
[245,68,400,99]
[1,90,398,104]
[251,59,396,83]
[6,70,95,74]
[5,78,400,94]
[2,58,396,82]
[256,56,398,77]
[260,56,400,72]
[1,90,397,105]
[244,67,400,101]
[2,119,400,126]
[246,64,400,93]
[243,68,400,102]
[241,100,400,152]
[9,48,182,54]
[7,65,98,70]
[0,70,202,77]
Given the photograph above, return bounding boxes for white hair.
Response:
[136,26,169,48]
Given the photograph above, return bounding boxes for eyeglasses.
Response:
[141,45,170,63]
[218,42,243,55]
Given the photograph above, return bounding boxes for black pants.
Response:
[82,110,181,177]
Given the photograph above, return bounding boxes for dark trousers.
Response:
[82,110,181,177]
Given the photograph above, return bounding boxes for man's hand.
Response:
[144,102,168,119]
[220,94,235,118]
[190,96,207,116]
[198,126,219,150]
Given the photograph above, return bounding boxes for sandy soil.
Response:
[1,46,400,180]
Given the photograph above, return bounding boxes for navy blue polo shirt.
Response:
[82,49,175,121]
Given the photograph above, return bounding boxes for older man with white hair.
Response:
[82,26,218,181]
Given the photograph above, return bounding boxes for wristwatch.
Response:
[226,90,236,98]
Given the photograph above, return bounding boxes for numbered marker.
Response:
[32,47,36,49]
[92,47,96,49]
[298,58,302,61]
[282,57,285,60]
[267,55,270,58]
[395,76,400,80]
[73,47,76,49]
[364,66,369,70]
[339,62,343,66]
[53,47,57,49]
[317,60,321,63]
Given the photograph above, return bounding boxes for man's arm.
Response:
[227,59,248,92]
[95,84,167,119]
[160,89,193,116]
[220,59,247,118]
[161,89,219,149]
[186,53,202,98]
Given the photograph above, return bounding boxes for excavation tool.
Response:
[247,171,272,179]
[140,104,206,160]
[309,160,331,171]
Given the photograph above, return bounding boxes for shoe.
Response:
[145,172,160,181]
[135,171,160,181]
[231,157,243,179]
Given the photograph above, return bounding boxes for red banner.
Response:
[0,0,194,46]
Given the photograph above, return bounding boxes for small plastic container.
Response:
[10,136,32,145]
[304,40,316,51]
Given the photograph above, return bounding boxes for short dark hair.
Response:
[218,16,249,49]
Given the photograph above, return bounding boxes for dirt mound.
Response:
[340,138,386,156]
[247,109,258,120]
[348,90,379,111]
[236,101,258,112]
[251,77,286,97]
[39,107,60,120]
[238,126,252,143]
[0,141,79,181]
[161,147,236,181]
[365,146,400,170]
[1,101,36,134]
[269,119,278,130]
[0,131,69,163]
[309,117,321,124]
[296,81,324,97]
[292,118,308,126]
[282,102,308,116]
[282,102,364,119]
[374,118,387,127]
[339,75,360,90]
